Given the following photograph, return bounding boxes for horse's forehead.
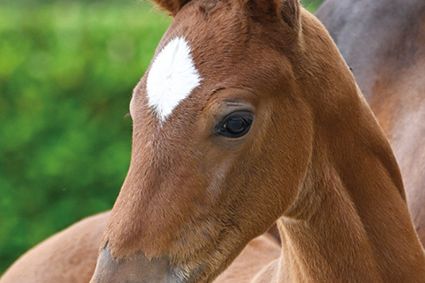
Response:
[143,32,247,122]
[145,37,202,122]
[136,3,269,123]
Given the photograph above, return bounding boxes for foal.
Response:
[89,0,425,282]
[2,0,425,282]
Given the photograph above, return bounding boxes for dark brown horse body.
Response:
[1,1,425,282]
[317,0,425,245]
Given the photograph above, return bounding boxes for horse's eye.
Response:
[216,111,254,138]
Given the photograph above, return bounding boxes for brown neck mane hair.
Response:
[87,0,425,282]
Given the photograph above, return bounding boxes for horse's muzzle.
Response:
[90,246,176,283]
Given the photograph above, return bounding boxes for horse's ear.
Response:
[152,0,191,16]
[275,0,301,30]
[246,0,301,31]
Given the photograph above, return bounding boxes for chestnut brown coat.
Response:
[2,0,425,282]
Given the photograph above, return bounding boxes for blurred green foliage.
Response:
[0,0,322,273]
[302,0,323,11]
[0,1,170,272]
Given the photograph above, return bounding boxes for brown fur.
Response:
[0,212,281,283]
[0,212,108,283]
[154,0,191,16]
[2,0,425,282]
[317,0,425,246]
[91,0,425,282]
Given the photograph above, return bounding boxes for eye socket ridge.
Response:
[215,111,254,138]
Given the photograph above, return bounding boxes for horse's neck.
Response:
[273,146,425,282]
[317,0,425,247]
[317,0,425,100]
[266,88,425,282]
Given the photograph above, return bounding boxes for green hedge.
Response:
[0,0,321,273]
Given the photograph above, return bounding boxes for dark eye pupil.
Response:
[225,117,247,134]
[216,111,253,138]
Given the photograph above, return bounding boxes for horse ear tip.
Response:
[151,0,190,16]
[279,0,302,30]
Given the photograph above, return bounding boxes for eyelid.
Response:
[205,87,257,105]
[221,109,254,117]
[223,100,250,107]
[219,102,255,116]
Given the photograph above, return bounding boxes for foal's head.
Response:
[91,0,358,282]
